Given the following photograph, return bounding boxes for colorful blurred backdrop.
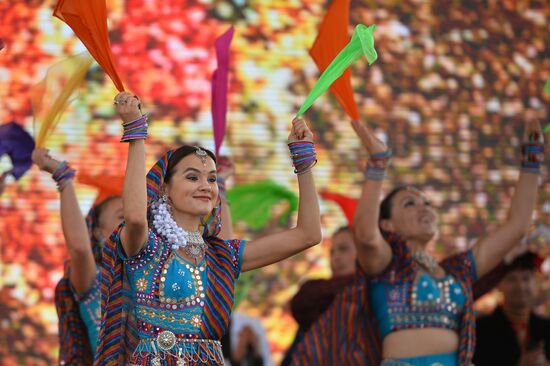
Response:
[1,0,549,364]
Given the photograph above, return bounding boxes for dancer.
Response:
[474,251,550,366]
[32,148,123,365]
[94,92,321,365]
[292,116,543,366]
[282,226,356,365]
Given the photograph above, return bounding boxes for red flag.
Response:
[309,0,359,120]
[321,191,358,227]
[53,0,124,91]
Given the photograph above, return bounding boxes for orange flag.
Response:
[78,173,124,205]
[53,0,124,91]
[309,0,359,120]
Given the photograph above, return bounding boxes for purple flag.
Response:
[211,26,234,155]
[0,122,35,180]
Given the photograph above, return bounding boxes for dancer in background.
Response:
[281,226,356,365]
[32,148,123,365]
[474,251,550,366]
[292,115,543,366]
[94,92,321,365]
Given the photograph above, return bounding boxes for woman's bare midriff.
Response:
[382,328,459,359]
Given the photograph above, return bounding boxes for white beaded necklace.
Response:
[151,197,207,262]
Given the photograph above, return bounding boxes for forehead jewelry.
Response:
[195,147,208,166]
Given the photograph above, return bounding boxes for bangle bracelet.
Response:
[289,141,317,175]
[121,114,148,142]
[521,143,544,174]
[52,161,76,192]
[364,149,392,180]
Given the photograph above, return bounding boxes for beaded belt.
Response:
[381,361,445,366]
[380,352,463,366]
[131,331,224,366]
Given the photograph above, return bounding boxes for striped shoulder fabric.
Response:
[55,261,94,365]
[375,230,415,283]
[440,250,477,366]
[146,150,173,206]
[290,273,381,365]
[200,237,243,339]
[94,223,128,366]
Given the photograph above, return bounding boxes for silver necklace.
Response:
[184,230,207,263]
[412,251,438,274]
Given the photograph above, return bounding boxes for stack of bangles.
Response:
[288,141,317,175]
[364,149,392,180]
[52,161,76,192]
[120,114,149,142]
[521,132,544,174]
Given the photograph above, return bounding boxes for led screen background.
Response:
[0,0,549,364]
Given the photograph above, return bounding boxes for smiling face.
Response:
[165,154,218,218]
[380,188,439,244]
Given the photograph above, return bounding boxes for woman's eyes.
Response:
[404,199,432,207]
[185,175,217,183]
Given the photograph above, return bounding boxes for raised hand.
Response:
[523,113,544,144]
[351,120,388,155]
[114,92,142,123]
[0,172,8,196]
[288,117,314,143]
[216,156,235,180]
[31,148,61,174]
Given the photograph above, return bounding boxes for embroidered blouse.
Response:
[94,222,245,366]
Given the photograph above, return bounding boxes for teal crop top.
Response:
[370,271,466,338]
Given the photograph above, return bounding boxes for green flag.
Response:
[296,24,378,117]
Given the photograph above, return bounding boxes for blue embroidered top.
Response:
[113,225,246,361]
[371,271,466,337]
[74,275,102,352]
[118,231,217,339]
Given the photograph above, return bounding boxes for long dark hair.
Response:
[379,186,414,222]
[164,145,217,184]
[88,195,122,263]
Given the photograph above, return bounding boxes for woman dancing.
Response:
[32,148,123,365]
[94,92,322,365]
[291,117,543,366]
